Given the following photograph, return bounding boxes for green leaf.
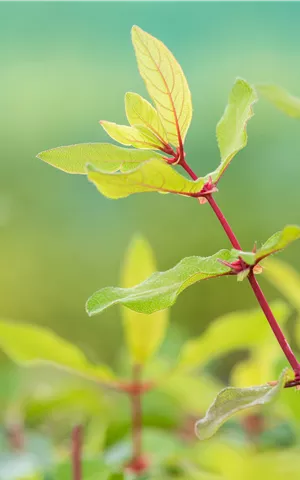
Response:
[263,258,300,311]
[233,225,300,265]
[125,92,168,145]
[132,26,192,147]
[195,368,289,440]
[177,300,289,372]
[87,159,205,199]
[256,83,300,118]
[100,121,164,150]
[86,249,237,316]
[121,235,169,365]
[37,143,162,174]
[207,79,257,183]
[0,321,114,383]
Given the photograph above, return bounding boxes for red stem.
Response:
[181,161,300,375]
[72,425,82,480]
[131,365,143,464]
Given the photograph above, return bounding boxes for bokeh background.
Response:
[1,1,300,368]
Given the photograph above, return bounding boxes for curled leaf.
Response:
[206,79,257,183]
[132,25,192,147]
[86,249,237,316]
[195,368,289,440]
[37,143,162,174]
[257,83,300,118]
[87,159,205,199]
[0,321,114,383]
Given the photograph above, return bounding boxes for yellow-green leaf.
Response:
[263,258,300,311]
[177,301,289,372]
[195,368,289,440]
[37,143,162,174]
[121,235,169,365]
[125,92,168,145]
[257,83,300,118]
[132,25,192,147]
[86,249,237,317]
[231,345,281,388]
[207,79,257,183]
[0,321,114,383]
[100,120,164,150]
[87,158,205,199]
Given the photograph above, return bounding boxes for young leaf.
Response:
[87,159,205,199]
[125,92,168,145]
[0,321,114,383]
[121,235,169,365]
[132,26,192,147]
[177,301,290,372]
[263,258,300,311]
[233,225,300,265]
[37,143,162,174]
[100,121,165,150]
[195,368,289,440]
[256,84,300,118]
[86,249,237,316]
[206,79,257,183]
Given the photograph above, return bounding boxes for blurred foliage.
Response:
[1,2,300,478]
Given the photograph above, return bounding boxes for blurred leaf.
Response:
[233,225,300,265]
[86,249,236,316]
[177,301,289,372]
[37,143,162,174]
[160,372,222,415]
[125,92,168,145]
[263,258,300,311]
[257,83,300,118]
[0,321,114,384]
[132,26,192,146]
[121,235,169,365]
[100,121,164,150]
[195,368,289,440]
[87,159,205,199]
[56,458,111,480]
[207,79,257,183]
[231,345,282,388]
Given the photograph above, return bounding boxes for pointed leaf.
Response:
[37,143,162,174]
[257,84,300,118]
[0,321,114,383]
[207,79,257,183]
[86,249,237,316]
[263,258,300,311]
[195,368,289,440]
[100,121,164,150]
[132,26,192,146]
[87,158,205,199]
[233,225,300,265]
[121,235,169,364]
[125,92,168,145]
[177,301,289,371]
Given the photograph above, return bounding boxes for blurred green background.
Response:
[1,1,300,367]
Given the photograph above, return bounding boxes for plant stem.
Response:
[248,272,300,371]
[181,161,300,375]
[131,364,143,464]
[72,425,82,480]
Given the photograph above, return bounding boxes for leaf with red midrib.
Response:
[131,26,192,149]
